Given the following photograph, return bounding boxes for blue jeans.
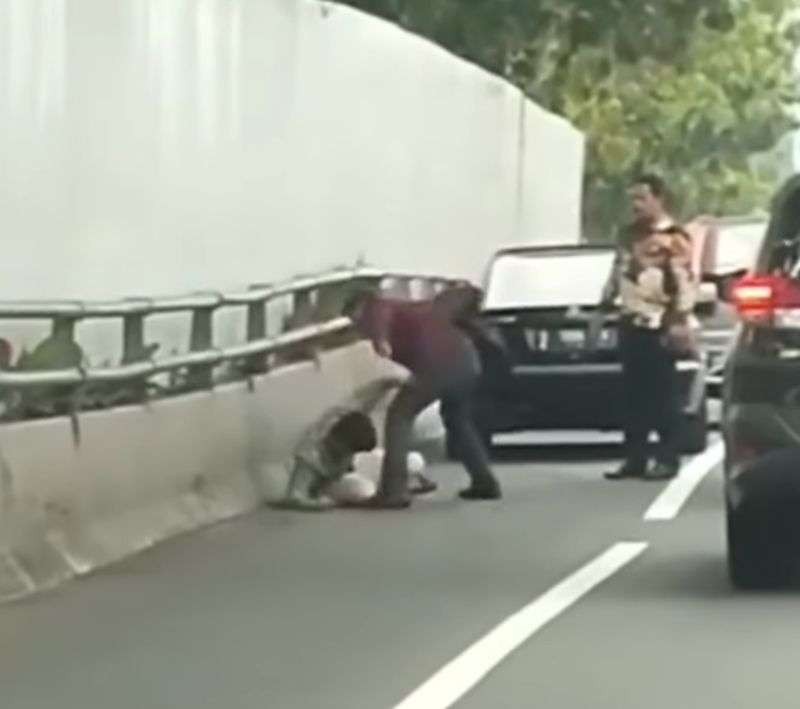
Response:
[378,344,496,498]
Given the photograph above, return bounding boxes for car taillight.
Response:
[730,274,800,327]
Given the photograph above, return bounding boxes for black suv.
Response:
[449,245,708,458]
[723,175,800,588]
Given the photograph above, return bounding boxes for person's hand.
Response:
[663,322,697,357]
[598,297,616,313]
[375,340,392,358]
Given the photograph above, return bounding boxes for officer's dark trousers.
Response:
[619,323,682,470]
[379,345,496,499]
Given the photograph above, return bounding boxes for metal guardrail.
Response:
[0,266,458,394]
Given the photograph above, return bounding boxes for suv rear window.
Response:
[484,249,615,311]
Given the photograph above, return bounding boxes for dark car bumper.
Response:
[475,359,706,434]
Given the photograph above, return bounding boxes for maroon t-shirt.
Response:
[357,298,469,375]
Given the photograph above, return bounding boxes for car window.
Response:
[756,176,800,271]
[714,221,767,275]
[484,250,616,310]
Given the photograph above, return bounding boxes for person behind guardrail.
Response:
[15,324,85,417]
[342,284,502,509]
[601,173,696,482]
[0,338,13,418]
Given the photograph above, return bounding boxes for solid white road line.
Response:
[644,439,725,521]
[392,541,648,709]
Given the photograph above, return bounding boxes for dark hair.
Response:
[632,173,669,201]
[328,411,377,453]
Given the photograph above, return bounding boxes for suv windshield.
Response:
[484,249,616,311]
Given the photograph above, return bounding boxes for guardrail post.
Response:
[187,307,214,389]
[52,316,85,433]
[122,314,148,401]
[244,301,268,374]
[247,302,267,341]
[278,288,316,364]
[122,315,145,364]
[315,284,336,321]
[292,288,314,328]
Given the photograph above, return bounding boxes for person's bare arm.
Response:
[669,259,696,317]
[361,299,393,358]
[350,375,410,413]
[600,249,624,309]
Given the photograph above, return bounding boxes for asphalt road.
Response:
[0,433,797,709]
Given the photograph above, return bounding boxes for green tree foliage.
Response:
[339,0,799,238]
[553,2,799,237]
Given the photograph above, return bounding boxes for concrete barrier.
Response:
[0,342,399,601]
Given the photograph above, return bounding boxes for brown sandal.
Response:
[409,475,438,496]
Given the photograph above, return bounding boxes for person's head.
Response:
[342,286,379,328]
[328,411,378,456]
[629,173,670,225]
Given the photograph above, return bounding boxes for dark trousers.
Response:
[379,347,496,499]
[619,324,682,470]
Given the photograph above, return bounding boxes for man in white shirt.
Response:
[602,174,696,481]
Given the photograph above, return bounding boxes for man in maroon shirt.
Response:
[343,285,502,509]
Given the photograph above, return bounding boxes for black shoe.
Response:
[643,462,679,481]
[459,482,502,501]
[604,464,645,481]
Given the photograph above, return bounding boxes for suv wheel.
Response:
[727,502,791,589]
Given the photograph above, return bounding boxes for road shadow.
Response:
[421,441,624,466]
[490,443,623,464]
[617,548,800,601]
